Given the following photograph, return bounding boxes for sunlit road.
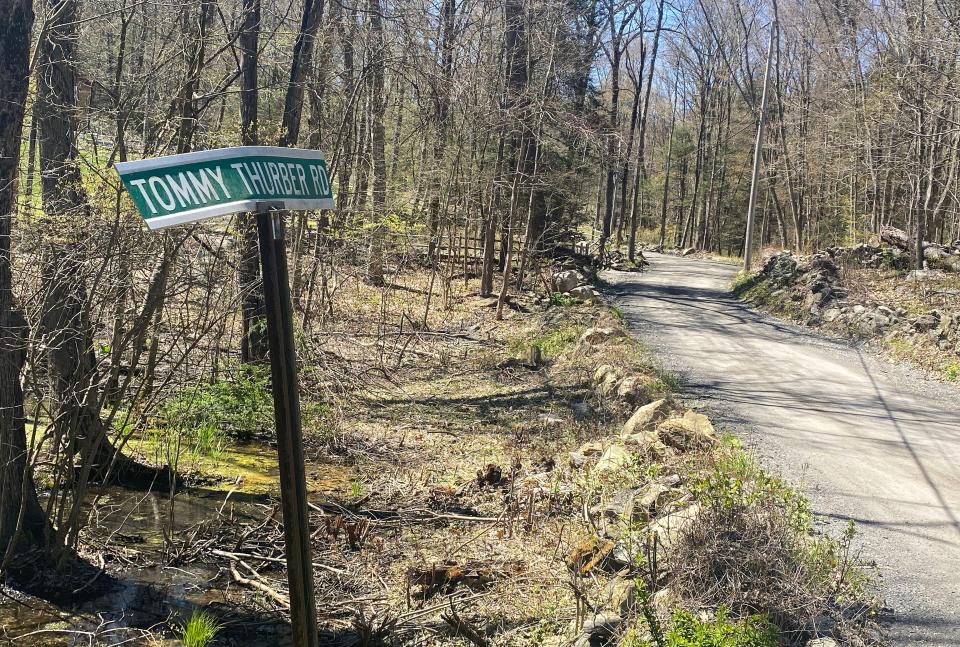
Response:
[607,253,960,645]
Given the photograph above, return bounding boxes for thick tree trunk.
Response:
[35,0,172,496]
[0,0,52,570]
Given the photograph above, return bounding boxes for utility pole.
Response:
[743,20,777,271]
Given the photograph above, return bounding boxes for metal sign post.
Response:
[116,147,333,646]
[255,202,319,647]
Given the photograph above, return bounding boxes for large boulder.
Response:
[656,410,719,451]
[621,398,672,437]
[553,269,584,293]
[569,285,601,304]
[880,225,911,250]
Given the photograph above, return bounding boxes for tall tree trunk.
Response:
[238,0,269,363]
[365,0,387,286]
[0,0,52,570]
[628,0,664,260]
[35,0,171,498]
[658,74,679,249]
[279,0,324,148]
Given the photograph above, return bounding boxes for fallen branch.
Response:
[212,548,347,576]
[229,562,291,608]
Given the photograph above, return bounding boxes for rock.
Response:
[594,444,632,473]
[823,307,842,323]
[911,311,941,332]
[852,304,865,315]
[680,247,696,257]
[621,398,671,437]
[880,225,911,250]
[634,481,672,521]
[646,504,701,551]
[614,375,653,405]
[581,613,622,641]
[906,269,946,282]
[622,429,660,448]
[580,327,625,346]
[605,577,637,617]
[593,365,617,384]
[569,285,600,304]
[806,639,839,647]
[576,441,604,457]
[651,586,678,613]
[553,269,584,293]
[566,537,616,575]
[594,488,637,531]
[569,441,604,469]
[656,411,718,451]
[539,413,564,426]
[593,365,622,397]
[937,312,960,340]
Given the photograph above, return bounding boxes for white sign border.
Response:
[116,146,335,230]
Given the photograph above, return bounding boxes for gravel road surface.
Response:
[607,253,960,645]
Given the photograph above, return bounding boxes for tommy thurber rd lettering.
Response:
[127,160,331,215]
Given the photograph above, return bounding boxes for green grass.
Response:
[160,365,273,441]
[180,609,220,647]
[508,324,582,359]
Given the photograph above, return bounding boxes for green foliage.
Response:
[945,362,960,381]
[180,610,220,647]
[663,608,777,647]
[549,291,577,307]
[508,325,581,359]
[692,445,811,534]
[161,365,273,440]
[730,271,758,295]
[350,476,363,499]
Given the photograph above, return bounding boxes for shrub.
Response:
[670,443,878,643]
[664,608,777,647]
[550,291,577,307]
[161,365,273,440]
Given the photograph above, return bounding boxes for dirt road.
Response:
[607,253,960,646]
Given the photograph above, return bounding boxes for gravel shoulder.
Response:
[605,253,960,646]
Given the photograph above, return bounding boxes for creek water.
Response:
[0,442,353,645]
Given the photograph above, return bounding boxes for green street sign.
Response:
[115,146,334,229]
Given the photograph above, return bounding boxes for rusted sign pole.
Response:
[256,202,319,647]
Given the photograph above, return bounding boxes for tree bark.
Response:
[238,0,269,363]
[0,0,52,570]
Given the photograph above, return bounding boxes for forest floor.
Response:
[1,260,883,647]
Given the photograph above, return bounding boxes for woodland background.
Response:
[2,0,960,585]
